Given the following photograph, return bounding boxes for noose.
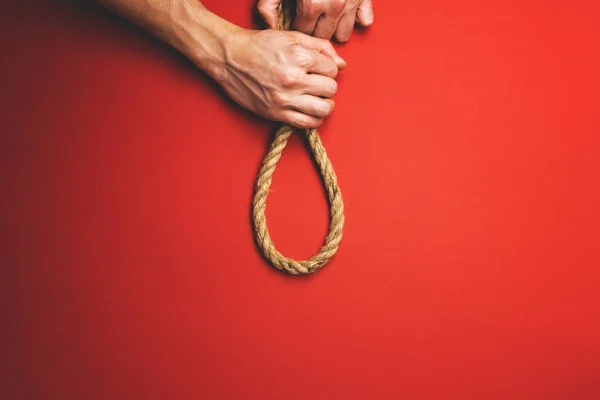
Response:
[251,0,345,275]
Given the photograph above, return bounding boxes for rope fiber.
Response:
[251,0,345,275]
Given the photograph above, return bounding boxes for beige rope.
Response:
[251,0,345,275]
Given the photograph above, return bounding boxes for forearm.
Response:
[95,0,345,129]
[95,0,240,78]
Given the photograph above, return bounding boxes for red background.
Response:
[1,0,600,398]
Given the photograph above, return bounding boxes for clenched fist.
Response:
[257,0,374,42]
[216,29,347,128]
[96,0,348,128]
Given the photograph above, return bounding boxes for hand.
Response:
[257,0,374,42]
[211,29,346,129]
[99,0,346,128]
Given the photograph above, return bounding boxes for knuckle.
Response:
[280,69,301,88]
[271,90,288,107]
[300,0,324,16]
[331,0,347,12]
[314,37,331,51]
[293,48,317,67]
[282,74,297,88]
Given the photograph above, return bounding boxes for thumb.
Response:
[257,0,281,29]
[292,33,347,70]
[356,0,374,27]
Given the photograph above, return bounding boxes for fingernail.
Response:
[335,54,347,68]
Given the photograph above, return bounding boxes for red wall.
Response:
[1,0,599,398]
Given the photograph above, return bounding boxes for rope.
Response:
[251,0,345,275]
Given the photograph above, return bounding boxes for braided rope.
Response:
[251,1,345,275]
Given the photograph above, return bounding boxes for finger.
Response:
[257,0,282,29]
[293,0,324,35]
[313,1,345,39]
[356,0,374,26]
[302,74,338,98]
[291,32,347,69]
[290,95,335,118]
[334,12,356,43]
[307,52,339,78]
[279,109,323,129]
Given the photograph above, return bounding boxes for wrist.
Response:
[166,1,243,82]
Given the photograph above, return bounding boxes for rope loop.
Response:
[251,1,345,275]
[252,125,345,274]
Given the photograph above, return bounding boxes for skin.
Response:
[95,0,349,129]
[257,0,374,42]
